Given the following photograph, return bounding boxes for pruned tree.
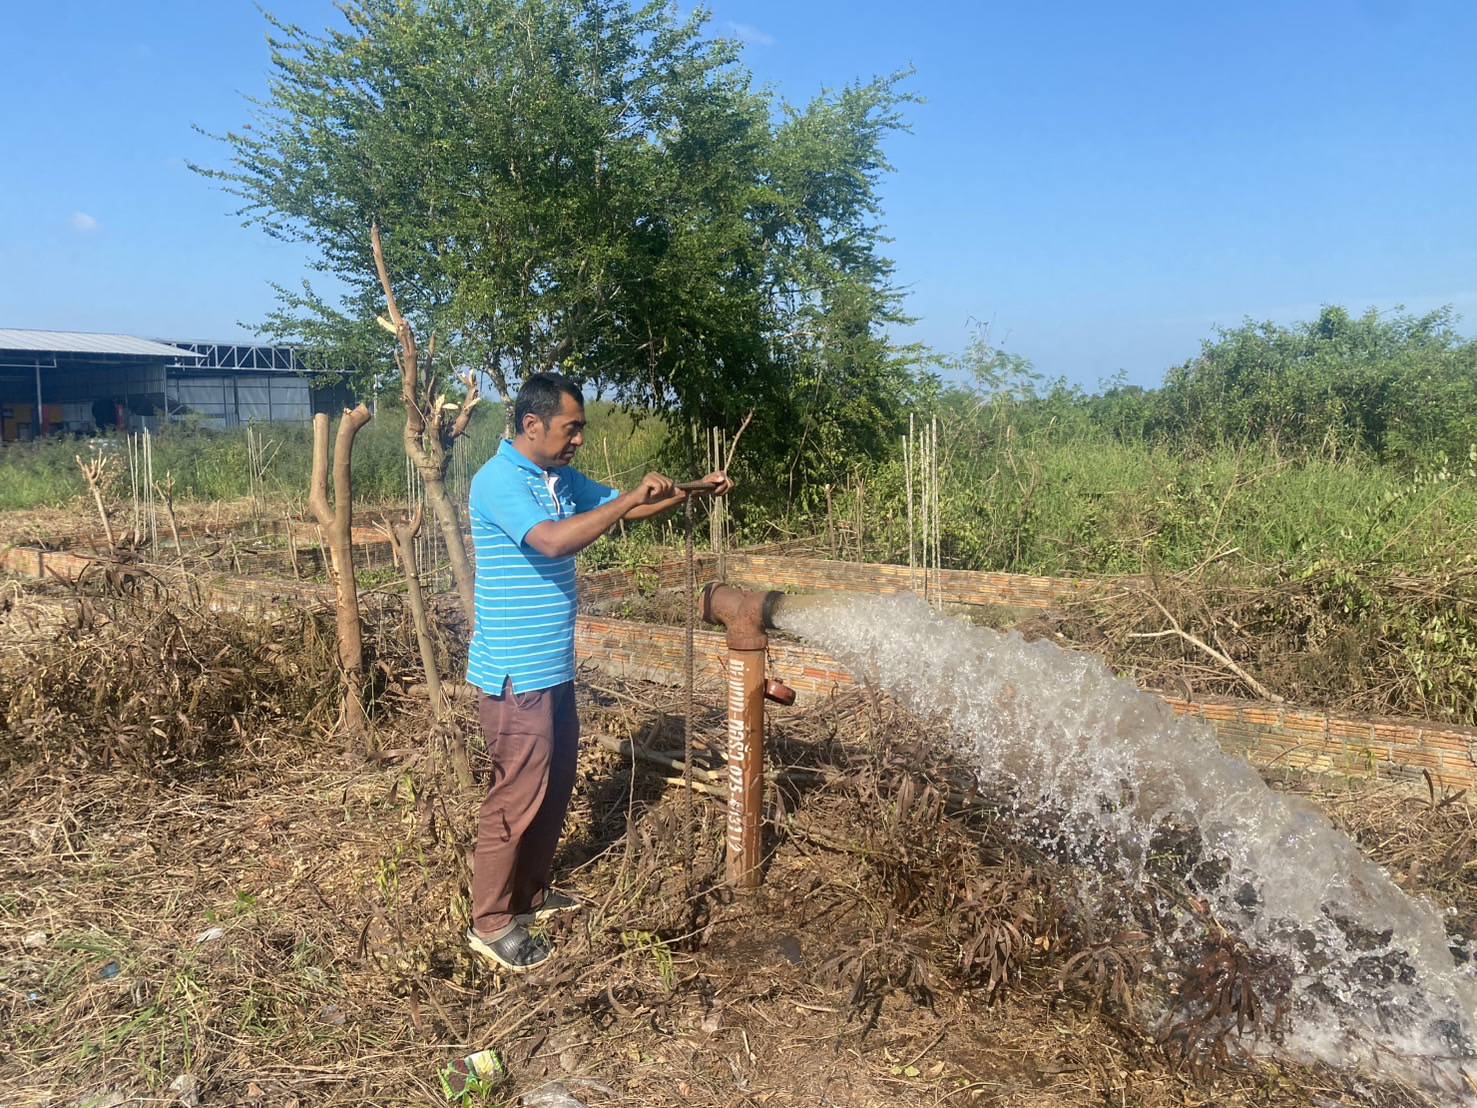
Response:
[308,405,374,739]
[371,223,479,622]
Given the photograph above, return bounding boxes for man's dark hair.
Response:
[513,373,584,434]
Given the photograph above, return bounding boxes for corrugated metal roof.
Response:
[0,328,203,358]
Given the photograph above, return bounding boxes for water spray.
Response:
[770,591,1476,1099]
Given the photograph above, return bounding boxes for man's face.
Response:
[524,393,586,468]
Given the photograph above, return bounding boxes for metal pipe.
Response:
[723,642,766,885]
[698,583,796,888]
[698,582,783,650]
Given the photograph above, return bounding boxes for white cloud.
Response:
[70,212,100,233]
[721,20,775,46]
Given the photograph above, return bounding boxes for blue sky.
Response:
[3,0,1474,388]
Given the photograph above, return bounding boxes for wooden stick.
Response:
[721,409,755,474]
[594,734,723,782]
[386,508,441,710]
[388,507,473,787]
[126,432,140,547]
[154,472,182,566]
[603,437,625,539]
[906,416,915,593]
[825,484,836,559]
[709,428,721,559]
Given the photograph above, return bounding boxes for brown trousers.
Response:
[470,680,580,937]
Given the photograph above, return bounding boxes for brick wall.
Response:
[2,545,99,583]
[575,613,1477,790]
[575,614,853,698]
[724,554,1092,610]
[580,552,1094,612]
[581,554,719,607]
[577,540,816,609]
[1161,694,1477,787]
[284,520,394,547]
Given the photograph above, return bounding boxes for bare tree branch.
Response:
[1129,590,1281,704]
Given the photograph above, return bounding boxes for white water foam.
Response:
[773,592,1476,1098]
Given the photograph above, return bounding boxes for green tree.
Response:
[196,0,916,501]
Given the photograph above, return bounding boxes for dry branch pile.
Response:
[1044,561,1477,725]
[0,587,339,773]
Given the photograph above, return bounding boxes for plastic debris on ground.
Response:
[439,1049,507,1100]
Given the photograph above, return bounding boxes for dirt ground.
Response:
[2,506,1474,1106]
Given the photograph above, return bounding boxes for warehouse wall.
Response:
[168,373,317,429]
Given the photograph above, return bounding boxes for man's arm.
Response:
[622,469,732,521]
[622,490,686,522]
[523,472,676,559]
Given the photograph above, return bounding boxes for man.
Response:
[464,372,730,972]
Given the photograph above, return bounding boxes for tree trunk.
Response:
[389,506,443,715]
[310,405,373,741]
[373,222,480,628]
[421,466,475,621]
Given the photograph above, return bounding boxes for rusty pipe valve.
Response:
[698,582,784,651]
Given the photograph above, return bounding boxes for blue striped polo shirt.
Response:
[466,439,620,694]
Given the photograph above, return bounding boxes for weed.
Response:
[234,983,287,1041]
[356,565,402,590]
[438,1050,510,1106]
[375,839,412,907]
[620,929,677,991]
[73,1003,164,1065]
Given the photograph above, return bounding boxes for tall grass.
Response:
[769,428,1477,578]
[930,436,1477,576]
[0,401,670,513]
[4,396,1471,584]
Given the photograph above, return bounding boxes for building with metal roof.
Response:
[0,329,206,360]
[0,329,354,441]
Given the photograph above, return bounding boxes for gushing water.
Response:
[773,592,1477,1096]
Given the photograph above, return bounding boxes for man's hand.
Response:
[630,472,677,507]
[684,470,734,498]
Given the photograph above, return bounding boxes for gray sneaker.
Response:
[516,889,582,925]
[466,924,552,973]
